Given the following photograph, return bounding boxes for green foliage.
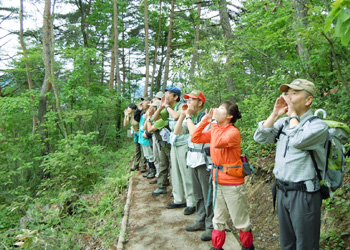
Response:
[1,141,133,249]
[325,0,350,45]
[321,230,350,250]
[39,132,106,193]
[2,0,350,248]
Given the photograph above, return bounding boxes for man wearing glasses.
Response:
[174,90,214,241]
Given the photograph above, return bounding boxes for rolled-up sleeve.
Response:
[287,119,328,151]
[253,121,278,144]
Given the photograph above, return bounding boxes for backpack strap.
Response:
[272,115,323,210]
[309,150,322,181]
[194,109,206,125]
[206,165,218,210]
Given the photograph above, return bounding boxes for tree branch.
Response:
[322,32,349,93]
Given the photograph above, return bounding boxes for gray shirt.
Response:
[254,110,328,187]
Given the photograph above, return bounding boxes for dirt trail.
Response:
[123,171,241,250]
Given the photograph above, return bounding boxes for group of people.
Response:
[124,79,327,250]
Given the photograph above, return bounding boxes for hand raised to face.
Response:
[273,95,288,118]
[181,103,188,116]
[160,95,167,107]
[204,108,213,122]
[186,103,196,116]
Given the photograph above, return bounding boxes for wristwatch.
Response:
[211,119,218,124]
[289,116,300,122]
[186,116,192,120]
[165,105,171,109]
[147,118,152,123]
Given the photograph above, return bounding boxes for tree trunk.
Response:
[113,0,122,95]
[122,16,126,95]
[109,28,116,90]
[20,0,36,135]
[162,0,175,91]
[189,0,201,85]
[150,0,163,98]
[39,0,54,155]
[218,0,235,94]
[76,0,92,83]
[76,0,91,48]
[292,0,310,71]
[156,45,166,91]
[43,0,68,140]
[100,37,105,86]
[143,0,150,97]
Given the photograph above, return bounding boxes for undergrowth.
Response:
[0,139,134,249]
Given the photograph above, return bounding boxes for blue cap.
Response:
[165,87,181,97]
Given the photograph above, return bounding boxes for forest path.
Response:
[123,171,241,250]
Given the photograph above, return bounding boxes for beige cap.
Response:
[280,79,315,96]
[154,91,164,99]
[150,100,161,109]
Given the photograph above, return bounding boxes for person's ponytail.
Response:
[220,101,242,125]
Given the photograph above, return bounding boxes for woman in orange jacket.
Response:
[191,102,254,250]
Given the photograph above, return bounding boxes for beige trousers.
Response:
[170,144,195,207]
[212,182,251,232]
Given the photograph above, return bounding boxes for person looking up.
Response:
[136,97,156,178]
[145,99,171,195]
[254,79,328,250]
[174,90,214,241]
[153,87,196,215]
[123,103,147,172]
[191,101,254,250]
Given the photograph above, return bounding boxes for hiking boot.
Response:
[242,245,255,250]
[201,229,213,241]
[149,177,157,184]
[152,188,167,196]
[143,169,150,177]
[130,166,139,171]
[184,206,195,215]
[166,202,186,209]
[185,222,205,232]
[146,170,156,179]
[140,168,146,173]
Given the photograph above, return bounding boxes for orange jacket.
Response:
[191,120,244,185]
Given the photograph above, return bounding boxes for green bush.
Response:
[39,132,106,194]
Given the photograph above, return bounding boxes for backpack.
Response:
[276,109,350,199]
[241,155,256,177]
[309,109,350,199]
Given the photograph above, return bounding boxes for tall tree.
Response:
[189,0,201,85]
[43,0,67,141]
[109,27,116,90]
[143,0,150,97]
[113,0,122,94]
[150,0,163,98]
[292,0,310,74]
[39,0,54,154]
[19,0,36,134]
[162,0,175,91]
[218,0,235,94]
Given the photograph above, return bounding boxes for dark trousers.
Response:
[192,164,213,230]
[156,144,171,190]
[277,189,322,250]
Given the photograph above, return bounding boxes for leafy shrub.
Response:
[39,131,106,193]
